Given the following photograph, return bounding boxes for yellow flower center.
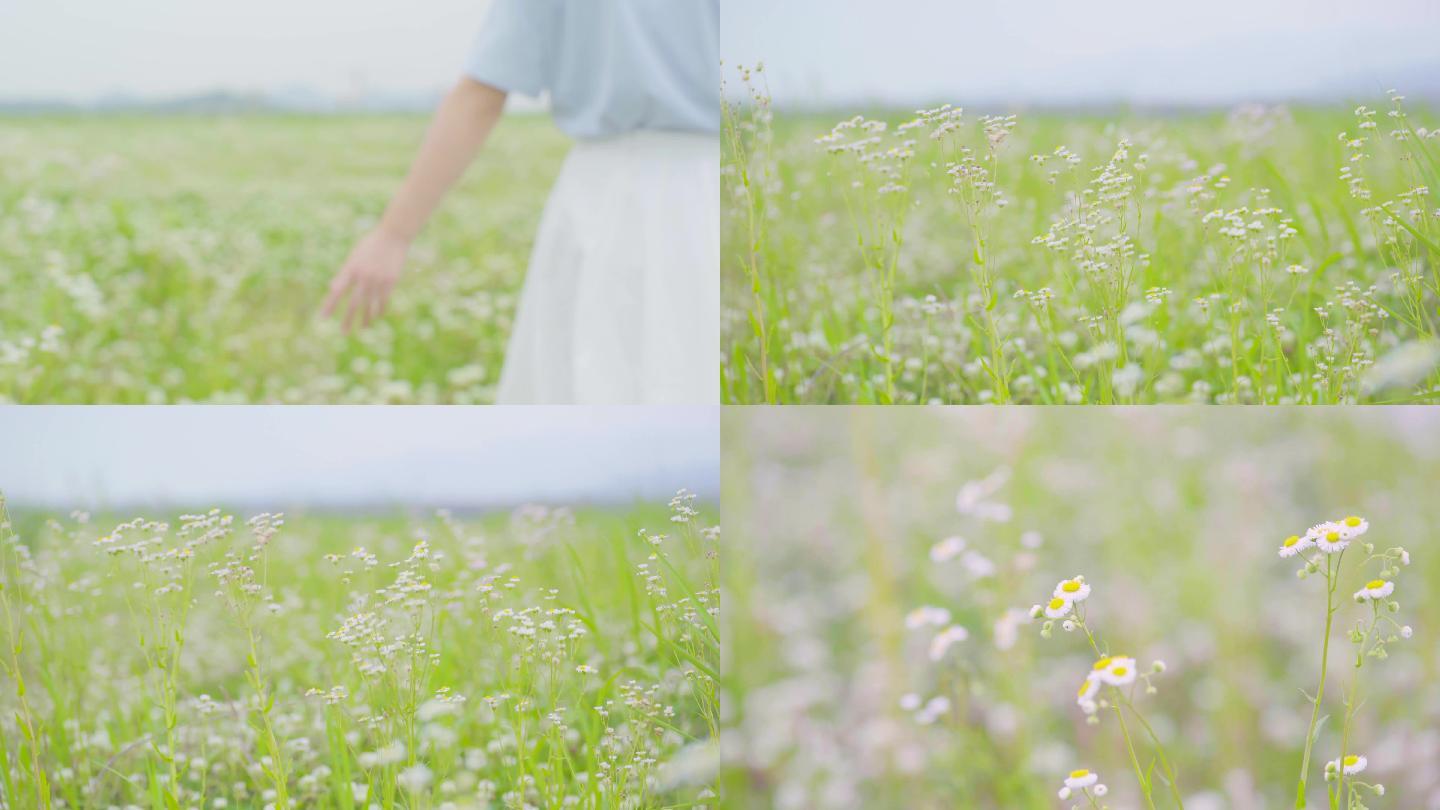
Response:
[1093,657,1112,670]
[1070,769,1090,779]
[1112,666,1129,677]
[1343,755,1360,767]
[1366,579,1385,590]
[1344,516,1362,527]
[1062,581,1082,593]
[1324,531,1340,543]
[1048,597,1067,610]
[1283,535,1300,548]
[1078,680,1091,697]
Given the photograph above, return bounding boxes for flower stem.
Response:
[1113,700,1157,810]
[1296,552,1341,808]
[1121,694,1185,809]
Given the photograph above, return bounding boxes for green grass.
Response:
[0,493,718,809]
[721,407,1439,809]
[0,114,568,403]
[723,76,1440,403]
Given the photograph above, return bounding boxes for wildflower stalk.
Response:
[212,516,291,808]
[1295,551,1340,808]
[1283,517,1407,809]
[1072,608,1181,809]
[0,495,53,809]
[241,618,291,808]
[1334,598,1384,809]
[1120,692,1186,809]
[1112,703,1158,810]
[722,64,780,402]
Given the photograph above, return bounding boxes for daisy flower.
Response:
[905,605,951,629]
[1277,533,1312,558]
[1076,673,1100,704]
[1310,522,1350,554]
[1064,769,1099,790]
[1042,596,1073,619]
[928,625,969,661]
[1339,515,1369,537]
[1353,579,1393,602]
[1097,656,1138,687]
[1330,754,1367,776]
[929,535,966,562]
[1052,577,1091,603]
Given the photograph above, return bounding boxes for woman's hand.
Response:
[319,77,506,335]
[322,228,411,333]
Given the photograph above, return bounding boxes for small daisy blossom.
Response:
[1064,769,1099,789]
[1339,515,1369,537]
[1096,656,1138,687]
[1310,522,1350,553]
[930,535,966,562]
[928,625,970,661]
[1329,754,1367,776]
[1076,673,1100,704]
[1052,577,1091,603]
[1353,579,1394,602]
[905,605,951,629]
[1043,596,1073,619]
[1278,533,1312,558]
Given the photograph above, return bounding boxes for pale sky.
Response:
[0,0,498,102]
[724,0,1440,107]
[0,407,719,510]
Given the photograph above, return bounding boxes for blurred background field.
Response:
[721,407,1440,808]
[0,114,566,403]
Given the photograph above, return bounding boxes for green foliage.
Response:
[0,498,718,808]
[722,78,1440,403]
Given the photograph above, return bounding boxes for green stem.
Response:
[1113,699,1157,810]
[1335,602,1378,810]
[1121,694,1185,809]
[1296,552,1340,808]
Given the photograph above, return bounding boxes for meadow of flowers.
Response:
[0,491,717,809]
[721,406,1439,808]
[0,115,566,404]
[723,66,1440,404]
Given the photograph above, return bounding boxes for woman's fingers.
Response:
[367,283,388,327]
[321,267,353,318]
[343,278,368,334]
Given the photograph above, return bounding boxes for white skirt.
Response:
[495,130,719,404]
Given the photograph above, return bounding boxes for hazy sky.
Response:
[0,0,497,101]
[724,0,1440,107]
[0,407,719,510]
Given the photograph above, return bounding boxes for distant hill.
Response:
[0,85,550,115]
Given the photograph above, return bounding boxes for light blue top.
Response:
[464,0,719,140]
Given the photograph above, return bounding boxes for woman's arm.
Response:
[323,77,508,332]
